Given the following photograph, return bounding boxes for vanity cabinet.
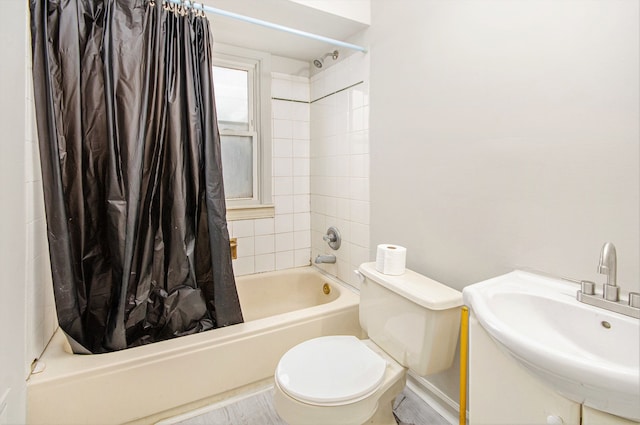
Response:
[582,406,640,425]
[468,312,581,425]
[468,311,640,425]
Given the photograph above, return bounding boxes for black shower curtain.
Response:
[29,0,243,353]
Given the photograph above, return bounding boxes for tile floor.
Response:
[165,386,450,425]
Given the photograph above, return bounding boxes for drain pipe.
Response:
[459,306,469,425]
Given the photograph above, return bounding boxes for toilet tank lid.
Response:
[359,262,462,310]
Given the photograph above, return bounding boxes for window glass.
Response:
[213,66,249,131]
[220,135,253,199]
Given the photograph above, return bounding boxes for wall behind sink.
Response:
[369,0,639,294]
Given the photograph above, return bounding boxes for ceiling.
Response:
[204,0,369,62]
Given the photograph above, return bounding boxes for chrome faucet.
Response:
[598,242,617,286]
[598,242,619,302]
[315,254,336,264]
[576,242,640,319]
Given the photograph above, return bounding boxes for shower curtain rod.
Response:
[166,0,368,53]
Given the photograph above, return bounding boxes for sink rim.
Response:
[463,270,640,421]
[488,291,637,372]
[467,277,638,389]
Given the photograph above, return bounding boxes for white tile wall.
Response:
[230,73,311,276]
[310,53,371,288]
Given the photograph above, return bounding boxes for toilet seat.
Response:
[275,336,387,406]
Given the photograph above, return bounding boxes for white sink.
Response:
[463,271,640,421]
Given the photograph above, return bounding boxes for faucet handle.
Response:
[580,281,595,295]
[322,226,341,250]
[629,292,640,308]
[322,234,336,242]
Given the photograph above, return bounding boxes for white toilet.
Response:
[274,262,463,425]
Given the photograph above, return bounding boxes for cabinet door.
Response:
[582,405,640,425]
[468,313,581,425]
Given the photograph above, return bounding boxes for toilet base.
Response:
[274,340,407,425]
[363,376,406,425]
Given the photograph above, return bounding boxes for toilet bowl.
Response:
[274,262,463,425]
[274,337,406,425]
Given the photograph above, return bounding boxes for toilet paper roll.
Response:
[375,244,407,275]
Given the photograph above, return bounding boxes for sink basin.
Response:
[463,271,640,421]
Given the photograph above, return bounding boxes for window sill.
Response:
[226,204,275,221]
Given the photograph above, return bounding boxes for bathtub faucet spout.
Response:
[315,254,336,264]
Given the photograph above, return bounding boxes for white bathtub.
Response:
[27,267,361,424]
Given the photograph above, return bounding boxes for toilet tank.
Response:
[358,262,462,375]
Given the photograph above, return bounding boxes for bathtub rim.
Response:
[27,266,359,386]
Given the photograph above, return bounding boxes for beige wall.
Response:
[369,0,639,292]
[0,1,30,422]
[290,0,371,24]
[24,32,58,372]
[369,0,639,404]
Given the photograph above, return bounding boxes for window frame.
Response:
[212,44,273,220]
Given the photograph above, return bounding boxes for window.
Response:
[212,45,273,220]
[214,66,254,200]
